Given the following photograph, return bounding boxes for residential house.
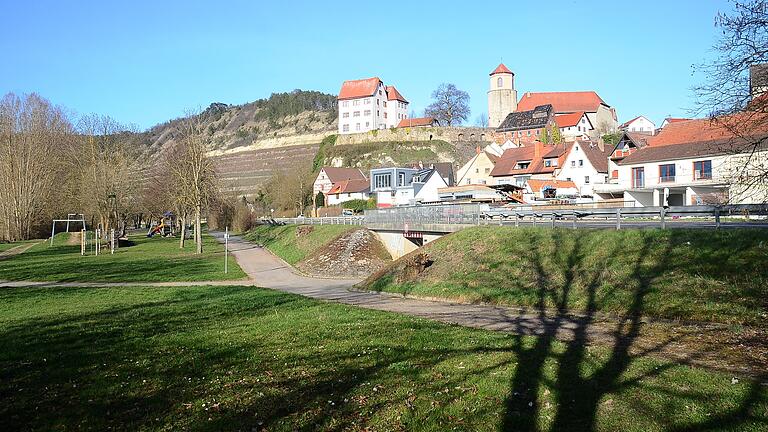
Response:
[620,115,656,135]
[494,104,554,145]
[516,91,618,138]
[325,179,370,206]
[489,141,570,189]
[337,77,409,134]
[608,116,768,206]
[438,184,523,203]
[525,179,578,200]
[555,111,594,140]
[313,167,367,206]
[659,117,692,130]
[556,140,613,198]
[370,166,449,207]
[411,162,455,187]
[456,148,500,185]
[397,117,439,128]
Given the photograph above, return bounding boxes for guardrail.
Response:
[265,216,365,226]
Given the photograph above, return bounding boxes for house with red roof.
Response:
[517,91,618,138]
[555,111,593,140]
[594,114,768,206]
[488,141,575,202]
[556,140,613,199]
[337,77,409,134]
[619,115,656,135]
[313,167,368,207]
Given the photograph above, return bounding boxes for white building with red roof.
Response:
[517,91,618,138]
[337,77,409,134]
[619,115,656,135]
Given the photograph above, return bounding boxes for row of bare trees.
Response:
[0,92,219,254]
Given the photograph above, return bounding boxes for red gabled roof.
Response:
[527,179,577,193]
[338,77,382,100]
[327,179,370,195]
[386,85,408,103]
[320,167,367,183]
[397,117,437,128]
[554,112,586,128]
[517,91,607,113]
[663,117,692,125]
[490,63,513,76]
[619,115,643,129]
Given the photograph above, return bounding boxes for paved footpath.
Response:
[1,233,763,376]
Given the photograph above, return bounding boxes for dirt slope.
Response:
[297,228,391,278]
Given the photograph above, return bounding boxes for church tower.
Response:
[487,63,517,128]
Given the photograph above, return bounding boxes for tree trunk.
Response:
[194,204,202,254]
[179,214,186,249]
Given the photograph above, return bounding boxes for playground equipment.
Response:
[147,211,175,237]
[50,213,87,246]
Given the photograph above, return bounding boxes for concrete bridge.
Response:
[273,203,768,259]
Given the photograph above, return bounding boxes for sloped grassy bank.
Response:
[359,227,768,326]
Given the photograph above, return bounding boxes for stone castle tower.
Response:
[487,63,517,128]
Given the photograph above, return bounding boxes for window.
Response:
[365,122,369,127]
[353,111,360,117]
[374,173,392,189]
[377,110,380,116]
[527,130,531,136]
[384,112,387,119]
[398,172,406,186]
[612,169,619,179]
[485,167,490,173]
[518,131,522,137]
[632,167,645,188]
[544,160,552,167]
[571,161,576,167]
[475,168,479,173]
[355,123,360,131]
[693,160,712,180]
[353,100,360,106]
[566,177,572,181]
[379,90,382,96]
[383,101,387,108]
[342,101,349,107]
[497,77,503,88]
[364,110,371,116]
[584,176,590,184]
[342,124,349,132]
[365,98,370,105]
[578,159,584,167]
[659,164,675,182]
[342,112,349,118]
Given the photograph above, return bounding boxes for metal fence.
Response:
[267,216,364,226]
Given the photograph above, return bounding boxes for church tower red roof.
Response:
[490,63,513,76]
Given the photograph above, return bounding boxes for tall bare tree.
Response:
[167,112,217,254]
[425,83,471,126]
[695,0,768,199]
[0,93,73,241]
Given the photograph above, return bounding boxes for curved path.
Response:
[1,233,764,377]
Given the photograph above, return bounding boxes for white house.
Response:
[609,117,768,206]
[313,167,367,206]
[337,77,408,134]
[325,179,370,206]
[620,116,656,135]
[556,141,612,198]
[555,111,594,140]
[370,166,449,207]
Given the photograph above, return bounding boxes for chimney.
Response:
[534,141,543,160]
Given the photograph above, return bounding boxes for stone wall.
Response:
[336,126,494,146]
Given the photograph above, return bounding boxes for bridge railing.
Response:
[265,216,364,226]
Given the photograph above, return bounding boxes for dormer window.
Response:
[497,77,503,88]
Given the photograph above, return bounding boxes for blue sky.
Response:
[1,0,732,130]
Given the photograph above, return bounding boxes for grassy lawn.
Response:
[0,285,765,431]
[0,232,246,282]
[243,224,357,264]
[0,240,38,253]
[361,227,768,326]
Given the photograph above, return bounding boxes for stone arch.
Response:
[458,133,464,141]
[480,133,486,141]
[429,134,433,140]
[470,133,475,140]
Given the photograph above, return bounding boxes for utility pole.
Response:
[224,226,229,274]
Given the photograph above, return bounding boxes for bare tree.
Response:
[0,93,73,241]
[167,112,217,254]
[425,83,471,126]
[474,113,489,128]
[695,0,768,199]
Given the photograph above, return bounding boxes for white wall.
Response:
[338,82,389,134]
[414,173,448,203]
[560,113,593,139]
[624,116,656,135]
[557,143,608,196]
[386,98,409,128]
[326,192,370,206]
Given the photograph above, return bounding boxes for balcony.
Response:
[659,176,676,183]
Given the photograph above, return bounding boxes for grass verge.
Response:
[0,285,765,431]
[0,232,246,282]
[242,224,357,264]
[360,227,768,326]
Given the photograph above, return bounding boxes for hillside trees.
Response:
[425,83,471,126]
[262,164,315,217]
[166,112,218,253]
[0,93,73,241]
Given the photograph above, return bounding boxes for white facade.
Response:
[338,80,409,135]
[621,116,656,135]
[488,65,518,128]
[614,151,768,206]
[414,172,448,203]
[326,191,370,206]
[560,113,594,139]
[557,143,609,197]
